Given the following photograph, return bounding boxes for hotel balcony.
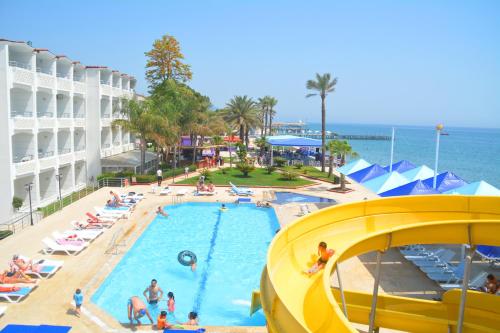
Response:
[37,130,56,169]
[121,130,130,145]
[56,92,72,127]
[73,63,86,93]
[12,131,36,176]
[57,164,73,194]
[9,44,34,86]
[112,127,121,147]
[56,56,72,90]
[36,51,56,89]
[73,128,85,150]
[121,76,130,90]
[57,129,72,155]
[10,87,34,129]
[100,69,112,95]
[13,175,38,210]
[39,169,57,205]
[74,161,87,188]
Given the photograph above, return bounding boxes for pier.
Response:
[271,122,391,141]
[295,133,391,141]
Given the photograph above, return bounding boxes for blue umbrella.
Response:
[383,160,416,173]
[379,179,439,197]
[348,164,387,183]
[422,172,467,193]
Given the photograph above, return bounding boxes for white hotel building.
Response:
[0,39,138,223]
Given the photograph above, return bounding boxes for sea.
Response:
[306,123,500,188]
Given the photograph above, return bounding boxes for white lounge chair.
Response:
[160,187,172,196]
[94,207,130,219]
[42,237,88,256]
[229,182,254,196]
[16,255,63,279]
[297,204,311,216]
[71,220,105,230]
[440,271,488,290]
[53,229,102,242]
[0,284,38,303]
[176,189,188,196]
[196,191,216,196]
[0,305,6,316]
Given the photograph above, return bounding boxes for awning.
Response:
[401,165,435,182]
[348,164,387,183]
[363,171,410,194]
[444,181,500,195]
[266,135,323,147]
[383,160,416,173]
[422,171,467,192]
[337,159,371,175]
[379,179,439,197]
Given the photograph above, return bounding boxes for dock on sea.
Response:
[298,133,391,141]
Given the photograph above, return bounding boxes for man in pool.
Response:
[304,241,335,276]
[127,296,153,326]
[156,206,168,217]
[143,279,163,305]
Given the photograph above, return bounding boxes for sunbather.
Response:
[207,182,215,192]
[9,255,39,275]
[0,270,35,284]
[304,241,335,276]
[110,191,123,204]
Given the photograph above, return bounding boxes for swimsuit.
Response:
[149,299,158,305]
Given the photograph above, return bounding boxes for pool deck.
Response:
[1,172,495,332]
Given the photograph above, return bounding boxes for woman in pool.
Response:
[304,241,335,276]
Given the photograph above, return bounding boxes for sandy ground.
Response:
[0,169,497,333]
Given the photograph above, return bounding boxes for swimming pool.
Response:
[92,202,279,326]
[272,191,336,204]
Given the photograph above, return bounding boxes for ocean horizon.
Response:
[300,122,500,188]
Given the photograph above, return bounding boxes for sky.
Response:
[1,0,499,128]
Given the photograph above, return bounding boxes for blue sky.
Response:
[1,0,499,128]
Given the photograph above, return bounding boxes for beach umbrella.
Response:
[422,171,467,193]
[444,181,500,196]
[348,164,387,183]
[337,159,371,175]
[401,165,435,182]
[379,179,439,197]
[363,171,410,194]
[383,160,416,174]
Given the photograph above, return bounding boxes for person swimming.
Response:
[220,204,228,211]
[178,311,199,326]
[156,206,168,217]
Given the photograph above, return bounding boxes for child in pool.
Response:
[167,291,175,315]
[220,204,228,211]
[179,311,199,326]
[157,310,172,329]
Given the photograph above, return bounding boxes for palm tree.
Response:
[113,99,166,174]
[257,97,269,136]
[223,96,259,148]
[306,73,338,172]
[326,140,356,190]
[266,96,278,135]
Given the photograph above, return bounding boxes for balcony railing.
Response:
[100,79,110,85]
[74,113,85,118]
[57,112,72,118]
[38,151,54,159]
[58,148,72,154]
[73,76,85,82]
[113,140,121,146]
[9,61,32,70]
[56,72,71,79]
[13,154,34,163]
[11,110,33,117]
[37,111,54,118]
[102,143,111,149]
[101,113,111,118]
[74,145,86,151]
[36,67,53,75]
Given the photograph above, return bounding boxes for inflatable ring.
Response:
[178,250,197,266]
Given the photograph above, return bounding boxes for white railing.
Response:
[38,151,54,159]
[74,112,85,118]
[113,141,121,146]
[36,67,53,75]
[101,113,111,118]
[73,76,85,82]
[100,79,110,85]
[58,148,72,154]
[102,143,111,149]
[13,154,34,163]
[57,112,72,118]
[9,61,32,70]
[74,145,86,151]
[56,72,71,79]
[11,110,33,117]
[37,111,54,118]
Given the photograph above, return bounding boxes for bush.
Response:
[134,174,157,183]
[236,163,255,177]
[265,165,277,174]
[12,196,23,210]
[200,168,211,179]
[0,230,13,240]
[294,162,303,169]
[273,157,287,167]
[281,171,299,181]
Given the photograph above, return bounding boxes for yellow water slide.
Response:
[258,195,500,332]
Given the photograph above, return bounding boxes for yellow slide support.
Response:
[259,195,500,332]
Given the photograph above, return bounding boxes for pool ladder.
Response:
[171,195,185,205]
[105,226,126,255]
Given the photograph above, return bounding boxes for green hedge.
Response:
[98,165,197,183]
[0,230,14,240]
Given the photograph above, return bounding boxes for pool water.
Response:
[273,191,336,204]
[92,202,279,326]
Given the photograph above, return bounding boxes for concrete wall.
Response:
[85,69,101,182]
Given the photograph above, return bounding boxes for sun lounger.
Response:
[0,305,5,316]
[412,250,455,268]
[15,255,63,279]
[176,189,188,196]
[42,237,88,256]
[160,187,172,195]
[94,207,129,219]
[196,191,216,196]
[229,182,254,196]
[440,271,488,290]
[53,229,102,242]
[86,212,119,223]
[403,248,446,260]
[476,245,500,266]
[426,261,465,283]
[0,284,38,303]
[297,204,311,216]
[71,220,105,230]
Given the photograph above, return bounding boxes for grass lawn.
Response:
[176,167,314,187]
[282,166,337,182]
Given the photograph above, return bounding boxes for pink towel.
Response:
[56,239,84,247]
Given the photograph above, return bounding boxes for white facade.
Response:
[0,39,138,222]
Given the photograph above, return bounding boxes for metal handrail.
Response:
[37,112,54,118]
[9,61,32,70]
[38,151,54,158]
[57,113,72,118]
[13,154,34,163]
[100,79,110,85]
[11,110,33,117]
[58,148,72,154]
[73,113,86,118]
